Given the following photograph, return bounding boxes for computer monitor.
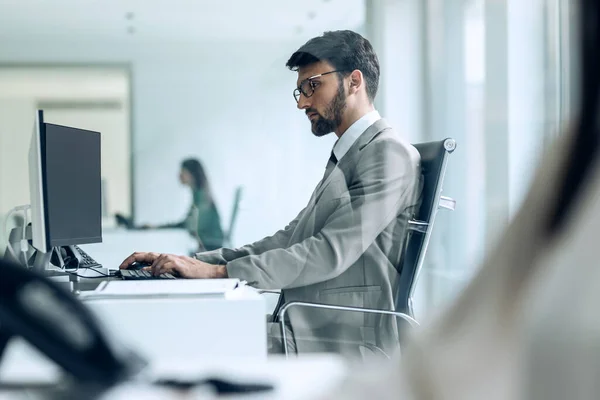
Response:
[28,110,102,269]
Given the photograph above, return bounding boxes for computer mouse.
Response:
[127,261,152,270]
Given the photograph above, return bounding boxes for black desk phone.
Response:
[0,257,273,396]
[0,257,145,386]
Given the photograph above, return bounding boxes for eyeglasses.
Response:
[293,70,345,103]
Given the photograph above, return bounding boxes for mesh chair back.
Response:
[395,138,456,315]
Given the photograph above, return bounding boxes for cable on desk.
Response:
[64,266,113,279]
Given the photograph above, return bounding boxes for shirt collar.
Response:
[332,110,381,162]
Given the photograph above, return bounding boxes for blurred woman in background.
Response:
[152,158,224,251]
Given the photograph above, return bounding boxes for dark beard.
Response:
[311,83,347,137]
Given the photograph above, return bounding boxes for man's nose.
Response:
[297,94,310,110]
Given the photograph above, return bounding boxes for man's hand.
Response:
[119,252,227,279]
[119,252,161,269]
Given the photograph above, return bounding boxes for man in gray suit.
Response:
[120,30,422,358]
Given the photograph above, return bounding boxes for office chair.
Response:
[274,138,457,357]
[223,186,243,248]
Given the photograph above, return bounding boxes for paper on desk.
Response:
[89,279,241,296]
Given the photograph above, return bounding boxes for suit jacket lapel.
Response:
[314,119,392,202]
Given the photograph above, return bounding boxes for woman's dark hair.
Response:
[181,158,213,201]
[286,30,380,103]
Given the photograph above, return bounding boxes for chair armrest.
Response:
[257,289,281,294]
[439,196,456,211]
[408,220,429,233]
[274,301,419,357]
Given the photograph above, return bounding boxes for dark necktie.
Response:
[327,151,338,168]
[320,151,338,187]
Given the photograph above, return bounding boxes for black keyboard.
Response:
[74,245,101,268]
[118,269,177,280]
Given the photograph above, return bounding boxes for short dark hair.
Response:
[286,30,380,102]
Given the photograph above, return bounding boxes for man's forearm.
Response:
[198,264,227,279]
[215,264,228,278]
[189,260,228,279]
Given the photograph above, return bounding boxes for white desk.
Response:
[80,283,267,364]
[116,355,347,399]
[0,283,267,390]
[0,355,346,400]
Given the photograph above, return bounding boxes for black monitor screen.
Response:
[42,123,102,247]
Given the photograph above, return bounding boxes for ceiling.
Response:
[0,0,365,43]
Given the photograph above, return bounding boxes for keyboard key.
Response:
[119,269,177,280]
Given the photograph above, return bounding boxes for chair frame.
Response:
[223,186,243,248]
[274,138,456,358]
[406,138,456,315]
[277,301,419,357]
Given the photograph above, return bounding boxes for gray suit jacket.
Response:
[196,119,422,356]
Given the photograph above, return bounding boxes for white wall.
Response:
[0,36,350,247]
[365,0,425,145]
[132,42,339,245]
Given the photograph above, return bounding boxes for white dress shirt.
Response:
[332,110,381,162]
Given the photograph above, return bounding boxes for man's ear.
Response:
[348,70,363,95]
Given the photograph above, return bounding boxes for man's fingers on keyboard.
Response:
[161,261,176,275]
[119,253,138,269]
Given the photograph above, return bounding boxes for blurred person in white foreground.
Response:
[321,0,600,398]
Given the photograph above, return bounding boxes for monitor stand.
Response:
[31,250,73,292]
[7,225,71,277]
[31,249,53,272]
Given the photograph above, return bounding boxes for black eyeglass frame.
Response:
[293,70,347,103]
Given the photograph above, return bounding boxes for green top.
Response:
[162,189,224,251]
